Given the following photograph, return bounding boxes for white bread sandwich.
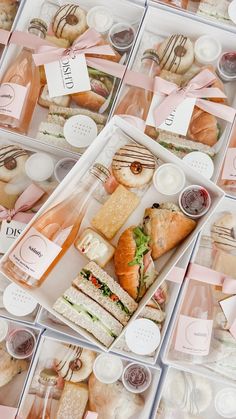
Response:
[36,122,81,152]
[197,0,231,24]
[73,261,138,326]
[48,104,107,127]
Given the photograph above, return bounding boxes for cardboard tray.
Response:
[112,4,236,182]
[17,331,162,419]
[0,116,225,351]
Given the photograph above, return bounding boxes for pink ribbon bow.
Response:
[187,263,236,339]
[0,184,45,223]
[153,68,236,126]
[33,28,118,69]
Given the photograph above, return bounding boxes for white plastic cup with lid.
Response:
[122,362,152,393]
[153,163,186,196]
[93,353,123,384]
[194,35,222,65]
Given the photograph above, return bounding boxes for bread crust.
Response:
[143,207,196,259]
[114,227,140,300]
[71,91,105,112]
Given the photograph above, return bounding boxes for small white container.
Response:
[93,353,123,384]
[125,318,161,355]
[179,184,211,218]
[3,283,37,317]
[25,153,54,182]
[153,163,186,196]
[194,35,222,65]
[86,6,113,34]
[215,388,236,418]
[63,115,98,148]
[54,158,77,183]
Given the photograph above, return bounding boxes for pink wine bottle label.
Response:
[222,148,236,180]
[9,227,61,280]
[0,83,27,119]
[175,314,213,356]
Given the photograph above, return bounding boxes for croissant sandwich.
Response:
[114,226,157,301]
[143,203,196,260]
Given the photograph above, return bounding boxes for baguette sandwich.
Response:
[114,226,157,301]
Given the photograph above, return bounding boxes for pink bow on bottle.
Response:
[153,68,236,126]
[0,184,45,223]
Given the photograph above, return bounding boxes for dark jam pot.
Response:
[108,23,135,52]
[122,363,152,393]
[179,185,211,218]
[6,328,36,359]
[217,52,236,82]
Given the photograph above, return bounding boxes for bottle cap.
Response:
[142,49,160,65]
[54,158,77,182]
[125,318,161,355]
[183,152,214,179]
[39,368,58,386]
[93,353,123,383]
[0,318,8,342]
[90,163,110,183]
[64,115,98,148]
[28,18,48,37]
[3,283,38,317]
[215,388,236,418]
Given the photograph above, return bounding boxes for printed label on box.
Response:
[0,220,26,254]
[0,83,27,119]
[222,148,236,180]
[146,93,196,136]
[175,314,213,356]
[45,54,91,97]
[9,227,61,280]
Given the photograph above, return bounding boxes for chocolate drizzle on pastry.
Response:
[159,35,188,72]
[56,344,83,380]
[212,225,236,248]
[53,4,80,37]
[0,145,28,170]
[112,144,156,173]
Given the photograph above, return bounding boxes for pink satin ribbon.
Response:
[187,262,236,339]
[33,28,116,66]
[166,266,185,284]
[0,184,45,223]
[153,69,236,126]
[0,29,11,45]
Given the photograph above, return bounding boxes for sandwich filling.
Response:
[63,296,117,338]
[80,269,131,315]
[128,227,154,299]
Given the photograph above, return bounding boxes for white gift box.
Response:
[0,0,145,154]
[0,116,224,351]
[162,196,236,385]
[150,365,236,419]
[17,330,162,419]
[113,3,236,182]
[0,317,42,412]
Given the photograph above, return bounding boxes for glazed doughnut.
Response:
[157,34,194,74]
[112,144,156,189]
[56,345,96,382]
[211,212,236,252]
[52,4,87,43]
[0,145,28,183]
[164,370,212,415]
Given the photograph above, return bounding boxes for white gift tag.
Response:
[45,54,91,97]
[146,93,196,136]
[220,295,236,328]
[0,220,26,254]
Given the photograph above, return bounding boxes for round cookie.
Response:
[112,144,156,189]
[0,145,28,182]
[211,212,236,252]
[157,34,194,74]
[52,4,87,43]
